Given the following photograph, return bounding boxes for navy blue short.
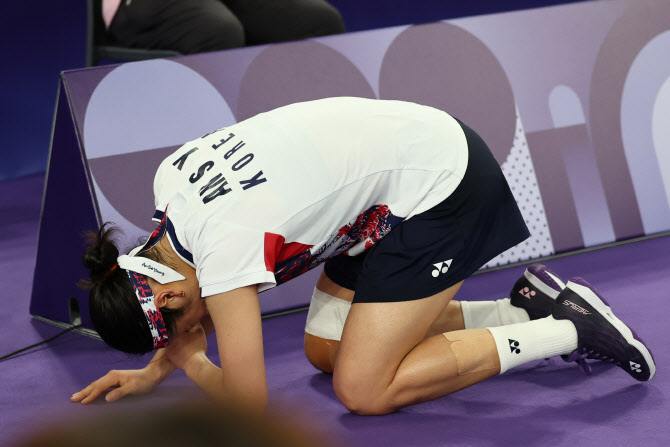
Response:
[324,119,530,303]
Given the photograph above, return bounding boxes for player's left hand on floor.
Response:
[70,368,161,404]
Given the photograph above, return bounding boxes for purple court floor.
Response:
[2,174,669,446]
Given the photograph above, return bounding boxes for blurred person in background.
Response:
[15,398,328,447]
[102,0,345,54]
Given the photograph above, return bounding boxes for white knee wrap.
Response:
[304,288,352,341]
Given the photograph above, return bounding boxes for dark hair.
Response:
[81,223,183,354]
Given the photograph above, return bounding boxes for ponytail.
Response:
[81,223,154,354]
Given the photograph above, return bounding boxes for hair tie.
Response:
[104,263,119,277]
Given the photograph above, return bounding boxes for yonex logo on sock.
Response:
[509,339,521,354]
[518,287,536,299]
[431,260,453,277]
[629,361,642,373]
[562,300,591,315]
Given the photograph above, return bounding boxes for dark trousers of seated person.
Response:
[107,0,345,54]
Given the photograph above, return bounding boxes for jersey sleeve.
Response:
[194,222,277,297]
[152,174,166,222]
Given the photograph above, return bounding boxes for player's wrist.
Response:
[143,361,165,383]
[145,352,177,383]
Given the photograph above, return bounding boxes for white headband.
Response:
[117,255,186,284]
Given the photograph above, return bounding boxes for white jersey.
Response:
[151,97,468,297]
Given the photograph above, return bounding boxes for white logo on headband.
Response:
[117,255,186,284]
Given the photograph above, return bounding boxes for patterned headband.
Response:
[116,255,186,350]
[126,270,169,349]
[116,205,185,350]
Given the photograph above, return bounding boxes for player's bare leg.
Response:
[334,279,594,414]
[305,264,568,373]
[305,271,465,373]
[332,280,505,414]
[306,270,652,414]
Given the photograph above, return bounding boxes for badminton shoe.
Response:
[552,278,655,381]
[510,264,565,320]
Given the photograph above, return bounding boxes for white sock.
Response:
[460,298,530,329]
[487,317,578,374]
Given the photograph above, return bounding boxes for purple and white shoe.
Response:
[552,278,656,381]
[510,264,566,320]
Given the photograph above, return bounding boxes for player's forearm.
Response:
[145,348,178,384]
[183,353,226,400]
[184,354,268,412]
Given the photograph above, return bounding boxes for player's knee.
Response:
[306,288,350,345]
[332,371,393,415]
[303,333,335,374]
[332,373,367,414]
[304,287,351,373]
[305,288,351,337]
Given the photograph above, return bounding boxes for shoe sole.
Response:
[567,281,656,381]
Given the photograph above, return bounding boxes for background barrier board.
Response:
[31,0,670,330]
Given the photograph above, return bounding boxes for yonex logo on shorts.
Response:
[629,361,642,373]
[562,300,591,315]
[431,260,453,277]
